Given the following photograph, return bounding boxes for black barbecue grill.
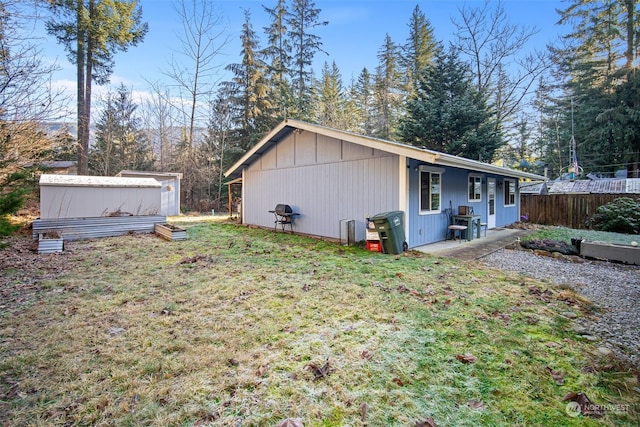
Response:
[269,204,299,233]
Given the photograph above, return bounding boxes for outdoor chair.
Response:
[445,208,467,242]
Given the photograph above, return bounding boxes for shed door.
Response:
[487,178,496,228]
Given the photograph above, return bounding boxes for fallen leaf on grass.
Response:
[468,399,485,410]
[392,377,405,386]
[194,410,220,426]
[455,353,478,364]
[96,399,109,412]
[562,391,604,418]
[491,311,511,324]
[360,350,374,360]
[276,418,304,427]
[306,360,332,381]
[545,366,565,385]
[545,341,562,348]
[415,416,438,427]
[178,254,210,264]
[528,285,552,302]
[256,365,267,377]
[359,402,368,421]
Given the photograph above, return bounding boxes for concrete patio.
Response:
[414,227,531,260]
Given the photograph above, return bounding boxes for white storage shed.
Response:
[39,174,162,219]
[117,170,182,216]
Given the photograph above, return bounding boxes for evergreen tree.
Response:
[262,0,293,120]
[46,0,148,175]
[550,0,640,176]
[286,0,327,120]
[401,5,440,99]
[399,49,502,161]
[89,84,152,176]
[352,67,376,136]
[373,34,403,140]
[222,9,274,151]
[316,61,346,128]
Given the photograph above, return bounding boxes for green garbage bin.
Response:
[370,211,407,254]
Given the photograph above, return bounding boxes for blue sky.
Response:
[35,0,566,106]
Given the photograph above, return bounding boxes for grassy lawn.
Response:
[0,222,638,426]
[522,225,639,246]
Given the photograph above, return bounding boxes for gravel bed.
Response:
[481,248,640,368]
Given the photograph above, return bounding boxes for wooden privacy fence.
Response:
[521,194,631,229]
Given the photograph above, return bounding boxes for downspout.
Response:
[398,155,409,246]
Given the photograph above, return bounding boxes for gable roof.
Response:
[225,119,546,181]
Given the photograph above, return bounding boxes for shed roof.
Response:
[39,174,161,188]
[225,119,546,181]
[547,179,640,194]
[520,181,548,194]
[117,170,183,180]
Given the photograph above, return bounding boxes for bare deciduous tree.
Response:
[0,0,68,176]
[452,0,550,140]
[162,0,230,209]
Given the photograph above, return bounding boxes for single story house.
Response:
[225,120,545,249]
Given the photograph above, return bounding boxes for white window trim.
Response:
[504,178,516,206]
[418,165,445,174]
[468,174,483,202]
[419,168,442,215]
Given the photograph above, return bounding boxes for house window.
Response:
[420,170,441,213]
[468,175,482,201]
[504,179,516,206]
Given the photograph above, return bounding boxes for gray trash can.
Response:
[370,211,407,254]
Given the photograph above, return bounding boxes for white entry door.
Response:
[487,178,496,228]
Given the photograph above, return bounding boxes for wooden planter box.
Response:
[38,233,64,254]
[154,223,187,241]
[580,240,640,265]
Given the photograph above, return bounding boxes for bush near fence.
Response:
[520,194,626,229]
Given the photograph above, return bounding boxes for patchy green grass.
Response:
[0,223,638,426]
[523,225,639,246]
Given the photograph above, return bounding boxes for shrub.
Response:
[590,197,640,234]
[0,170,33,237]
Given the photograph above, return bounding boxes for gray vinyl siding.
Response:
[243,131,399,240]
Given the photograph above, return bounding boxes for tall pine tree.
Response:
[89,84,152,176]
[372,34,403,140]
[262,0,292,120]
[401,5,440,100]
[286,0,327,120]
[222,9,274,151]
[551,0,640,176]
[399,49,501,161]
[46,0,147,175]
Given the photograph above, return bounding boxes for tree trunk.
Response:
[76,0,87,175]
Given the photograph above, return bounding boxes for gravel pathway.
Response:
[480,248,640,368]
